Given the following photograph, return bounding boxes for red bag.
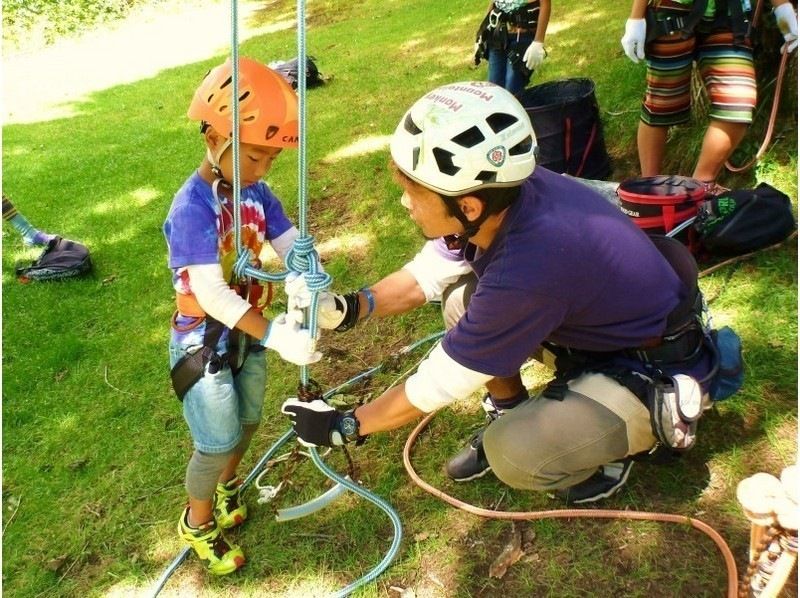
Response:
[617,176,707,235]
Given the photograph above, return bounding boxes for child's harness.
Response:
[646,0,753,45]
[170,278,272,401]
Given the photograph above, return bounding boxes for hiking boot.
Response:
[553,459,634,505]
[178,507,245,576]
[214,477,247,529]
[445,427,492,482]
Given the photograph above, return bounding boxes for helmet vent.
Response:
[412,147,421,170]
[509,135,533,156]
[486,112,518,133]
[475,170,497,182]
[432,148,460,176]
[221,76,232,89]
[451,126,485,148]
[239,91,251,102]
[404,114,422,135]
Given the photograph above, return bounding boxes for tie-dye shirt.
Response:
[163,171,293,348]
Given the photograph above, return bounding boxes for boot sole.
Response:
[448,465,492,483]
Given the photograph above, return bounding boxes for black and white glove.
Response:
[285,273,361,331]
[281,398,363,447]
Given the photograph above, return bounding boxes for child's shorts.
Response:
[169,342,267,454]
[641,29,756,127]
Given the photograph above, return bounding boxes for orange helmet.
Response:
[188,57,298,149]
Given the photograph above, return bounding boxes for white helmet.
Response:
[390,81,537,196]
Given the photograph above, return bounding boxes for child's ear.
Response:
[204,127,223,150]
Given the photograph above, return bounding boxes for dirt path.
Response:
[3,0,288,125]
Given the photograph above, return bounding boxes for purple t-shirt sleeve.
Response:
[443,281,568,378]
[164,193,219,269]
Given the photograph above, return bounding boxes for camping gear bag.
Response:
[268,56,324,90]
[617,175,707,235]
[517,79,612,180]
[15,236,92,282]
[693,183,796,255]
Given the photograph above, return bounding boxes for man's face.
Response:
[216,139,282,188]
[399,185,464,240]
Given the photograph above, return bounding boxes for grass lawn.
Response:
[2,0,797,596]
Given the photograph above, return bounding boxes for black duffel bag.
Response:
[694,183,796,255]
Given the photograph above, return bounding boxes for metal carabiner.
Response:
[488,9,502,28]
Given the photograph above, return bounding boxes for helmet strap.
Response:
[207,137,233,182]
[443,196,485,241]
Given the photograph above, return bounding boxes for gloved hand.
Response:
[281,398,345,447]
[261,314,322,365]
[774,2,798,53]
[523,41,546,70]
[621,18,647,63]
[285,273,360,331]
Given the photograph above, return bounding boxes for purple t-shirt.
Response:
[442,167,685,379]
[163,171,293,346]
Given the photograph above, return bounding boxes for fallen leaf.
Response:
[489,524,524,579]
[45,555,68,572]
[413,531,431,542]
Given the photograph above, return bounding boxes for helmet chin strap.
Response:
[208,138,233,182]
[443,196,487,245]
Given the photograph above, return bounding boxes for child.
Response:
[475,0,551,95]
[164,56,320,575]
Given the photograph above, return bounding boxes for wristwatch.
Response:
[333,409,365,445]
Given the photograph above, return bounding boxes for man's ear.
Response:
[457,195,485,223]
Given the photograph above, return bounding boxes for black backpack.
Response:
[268,56,324,90]
[694,183,796,255]
[15,236,92,282]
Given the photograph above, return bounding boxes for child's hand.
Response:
[285,273,348,330]
[261,314,322,365]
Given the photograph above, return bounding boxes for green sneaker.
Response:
[213,477,247,529]
[178,507,245,576]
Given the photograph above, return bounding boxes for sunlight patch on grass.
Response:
[57,413,79,431]
[316,232,374,258]
[321,135,391,164]
[129,186,161,207]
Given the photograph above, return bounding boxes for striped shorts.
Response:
[642,29,756,127]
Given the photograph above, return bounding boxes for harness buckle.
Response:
[488,9,502,28]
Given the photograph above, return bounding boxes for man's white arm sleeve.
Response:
[405,343,492,413]
[186,264,251,328]
[402,240,472,302]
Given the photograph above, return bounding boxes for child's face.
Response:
[219,141,282,187]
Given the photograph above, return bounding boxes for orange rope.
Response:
[403,411,740,598]
[725,46,794,173]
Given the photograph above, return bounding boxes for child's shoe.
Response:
[214,477,247,529]
[178,507,245,575]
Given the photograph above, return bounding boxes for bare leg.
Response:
[692,119,748,182]
[486,375,526,400]
[638,122,669,176]
[187,498,214,527]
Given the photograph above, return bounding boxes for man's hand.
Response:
[621,18,647,63]
[281,398,343,447]
[774,3,798,53]
[523,41,546,70]
[261,314,322,365]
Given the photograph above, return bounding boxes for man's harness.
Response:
[540,235,714,410]
[474,2,541,68]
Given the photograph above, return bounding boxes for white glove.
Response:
[621,18,647,63]
[261,313,322,365]
[523,41,546,70]
[774,3,798,53]
[285,273,347,330]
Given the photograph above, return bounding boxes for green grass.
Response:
[2,0,797,596]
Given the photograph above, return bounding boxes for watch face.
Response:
[341,415,358,437]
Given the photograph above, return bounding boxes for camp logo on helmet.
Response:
[486,146,506,167]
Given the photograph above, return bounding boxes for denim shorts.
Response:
[169,341,267,454]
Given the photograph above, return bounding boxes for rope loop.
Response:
[232,248,255,280]
[285,235,332,292]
